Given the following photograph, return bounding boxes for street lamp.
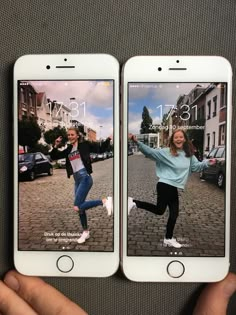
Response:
[99,126,103,150]
[100,125,103,140]
[69,97,76,125]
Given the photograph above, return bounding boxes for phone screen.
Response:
[127,82,226,257]
[18,80,114,252]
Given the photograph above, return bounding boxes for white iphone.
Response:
[121,56,232,282]
[14,54,119,277]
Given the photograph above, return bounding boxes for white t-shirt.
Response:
[68,146,85,173]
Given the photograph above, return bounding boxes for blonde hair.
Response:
[67,126,80,135]
[67,126,84,143]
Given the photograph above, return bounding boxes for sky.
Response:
[128,82,211,134]
[28,80,114,139]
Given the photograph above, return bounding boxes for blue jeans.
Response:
[73,168,103,229]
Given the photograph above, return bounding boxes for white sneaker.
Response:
[163,238,182,248]
[128,197,136,215]
[77,231,90,244]
[104,196,113,216]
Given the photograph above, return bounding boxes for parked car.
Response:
[57,158,66,168]
[46,155,53,162]
[107,151,113,158]
[90,153,98,163]
[200,146,225,189]
[128,148,134,156]
[18,152,53,181]
[97,152,107,161]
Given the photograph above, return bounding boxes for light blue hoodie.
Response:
[137,141,209,189]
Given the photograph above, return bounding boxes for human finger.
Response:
[0,280,37,315]
[4,270,87,315]
[193,272,236,315]
[55,136,62,142]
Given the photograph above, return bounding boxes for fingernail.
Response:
[4,274,20,292]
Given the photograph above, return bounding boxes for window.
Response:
[219,124,225,145]
[22,111,27,119]
[29,92,32,107]
[197,108,200,120]
[206,133,210,151]
[202,106,205,120]
[20,88,25,103]
[42,154,48,161]
[208,147,218,158]
[220,84,226,108]
[207,100,211,119]
[212,131,216,148]
[215,147,225,158]
[213,96,217,117]
[35,153,42,161]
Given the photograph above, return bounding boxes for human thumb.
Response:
[193,273,236,315]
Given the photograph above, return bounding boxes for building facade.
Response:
[18,83,37,120]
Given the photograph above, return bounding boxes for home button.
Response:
[56,255,74,273]
[167,260,185,278]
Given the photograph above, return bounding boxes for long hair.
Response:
[169,129,195,157]
[67,127,83,143]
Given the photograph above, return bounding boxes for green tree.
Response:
[161,113,168,126]
[28,143,50,155]
[44,126,68,146]
[18,118,41,151]
[140,106,153,134]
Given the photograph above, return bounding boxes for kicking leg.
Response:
[163,186,182,248]
[130,182,168,215]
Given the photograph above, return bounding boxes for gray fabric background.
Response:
[0,0,235,314]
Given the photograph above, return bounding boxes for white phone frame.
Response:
[121,56,232,282]
[14,54,119,277]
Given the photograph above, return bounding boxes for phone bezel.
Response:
[14,54,119,277]
[121,56,232,282]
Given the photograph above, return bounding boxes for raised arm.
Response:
[98,137,112,153]
[49,136,69,160]
[137,141,163,161]
[190,155,215,172]
[129,134,162,161]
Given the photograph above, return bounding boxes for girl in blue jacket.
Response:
[128,129,215,248]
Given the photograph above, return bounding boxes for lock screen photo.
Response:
[18,80,114,252]
[127,82,226,257]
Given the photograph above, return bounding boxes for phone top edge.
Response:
[122,55,232,75]
[14,54,120,75]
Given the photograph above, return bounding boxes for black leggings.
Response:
[133,182,179,239]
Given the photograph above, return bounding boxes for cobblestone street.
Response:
[19,158,113,251]
[128,153,225,257]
